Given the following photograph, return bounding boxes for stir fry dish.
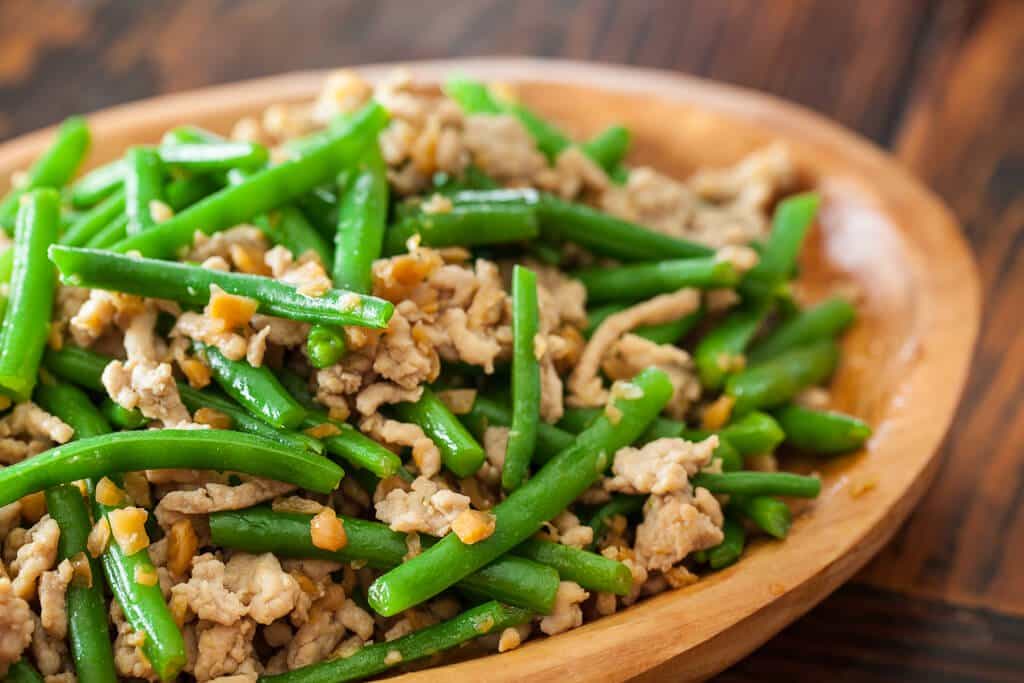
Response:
[0,70,871,683]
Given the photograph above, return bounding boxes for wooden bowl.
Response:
[0,59,980,681]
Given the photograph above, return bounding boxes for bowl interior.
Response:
[0,59,979,681]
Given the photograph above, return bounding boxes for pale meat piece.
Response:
[30,613,67,676]
[286,594,374,669]
[0,402,73,445]
[538,581,589,636]
[546,511,594,549]
[9,515,59,600]
[0,577,33,676]
[360,413,441,477]
[193,619,260,682]
[172,552,302,626]
[186,226,268,267]
[605,436,719,495]
[102,359,193,428]
[462,115,547,185]
[250,314,310,348]
[374,476,471,536]
[634,488,725,572]
[172,311,249,361]
[601,334,701,420]
[111,601,153,680]
[155,479,297,530]
[39,559,73,639]
[354,382,423,417]
[372,307,441,389]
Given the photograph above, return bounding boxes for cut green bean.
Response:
[306,324,347,369]
[3,660,44,683]
[60,189,126,248]
[537,196,713,261]
[84,215,127,249]
[694,300,772,390]
[300,411,402,478]
[384,204,539,255]
[164,175,221,212]
[369,367,671,616]
[100,397,148,430]
[1,117,90,228]
[692,471,821,498]
[160,125,224,146]
[109,101,388,259]
[123,147,165,236]
[443,76,503,114]
[461,394,576,464]
[208,507,558,613]
[741,192,820,298]
[773,403,872,455]
[574,256,740,304]
[197,342,306,429]
[581,125,630,174]
[515,537,632,595]
[68,160,125,209]
[334,144,387,294]
[504,265,540,491]
[158,141,268,172]
[262,600,531,683]
[707,513,746,569]
[725,340,839,415]
[49,245,394,328]
[394,386,485,478]
[586,494,645,548]
[0,189,60,401]
[0,430,343,507]
[734,496,791,539]
[94,476,185,681]
[34,380,111,439]
[747,296,856,364]
[680,411,785,457]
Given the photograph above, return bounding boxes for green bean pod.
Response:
[741,192,820,298]
[515,537,633,595]
[100,398,148,430]
[679,411,785,457]
[83,215,127,249]
[725,340,839,415]
[164,175,221,212]
[461,394,576,464]
[0,117,90,227]
[123,147,165,236]
[747,296,856,364]
[305,324,348,369]
[49,245,394,328]
[693,300,772,390]
[60,189,126,248]
[0,430,343,507]
[443,76,504,114]
[158,141,268,172]
[574,256,740,304]
[0,189,60,401]
[773,403,872,454]
[197,342,306,429]
[369,367,672,616]
[692,471,821,498]
[3,660,44,683]
[208,507,558,614]
[299,411,402,478]
[734,495,791,539]
[504,265,540,491]
[707,513,746,569]
[394,386,486,478]
[68,159,125,209]
[110,101,388,259]
[334,144,388,294]
[384,204,540,255]
[581,125,630,174]
[261,600,531,683]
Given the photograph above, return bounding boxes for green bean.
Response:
[503,266,540,491]
[334,144,387,294]
[43,345,108,392]
[773,403,871,455]
[262,600,531,683]
[581,125,630,174]
[692,471,821,498]
[537,196,713,261]
[60,189,126,248]
[3,660,44,683]
[123,147,165,236]
[443,76,503,114]
[368,367,672,616]
[109,102,388,259]
[585,302,704,344]
[515,537,632,595]
[306,324,347,369]
[556,406,603,434]
[0,430,343,507]
[442,187,540,207]
[196,342,306,429]
[741,192,820,298]
[748,296,856,364]
[734,496,791,539]
[460,394,575,464]
[68,160,124,209]
[394,386,485,478]
[164,175,221,212]
[0,117,90,228]
[694,300,772,390]
[725,340,839,415]
[586,494,645,548]
[94,476,185,681]
[84,215,127,249]
[208,507,558,613]
[384,204,540,255]
[158,142,268,172]
[574,256,739,304]
[432,166,500,193]
[634,419,743,472]
[707,513,746,569]
[294,186,339,240]
[34,380,111,439]
[0,189,60,401]
[100,397,148,430]
[160,125,224,146]
[49,245,394,328]
[680,411,785,457]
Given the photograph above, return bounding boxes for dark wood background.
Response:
[2,1,1020,680]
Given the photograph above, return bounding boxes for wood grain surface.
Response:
[0,1,1018,680]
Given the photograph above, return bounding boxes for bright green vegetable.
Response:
[334,145,387,294]
[84,215,127,249]
[123,147,165,236]
[773,403,872,454]
[581,125,630,174]
[0,117,90,228]
[100,398,148,430]
[0,430,344,507]
[678,411,785,457]
[515,537,632,594]
[49,245,395,328]
[707,513,746,569]
[574,256,740,304]
[461,394,576,464]
[306,324,347,369]
[68,159,124,209]
[747,296,855,364]
[208,507,558,614]
[368,367,671,616]
[741,192,820,298]
[734,496,791,539]
[3,660,44,683]
[693,300,772,390]
[443,76,503,113]
[384,204,539,255]
[158,141,269,171]
[60,189,126,248]
[109,101,388,259]
[0,189,60,401]
[503,265,540,491]
[261,601,531,683]
[197,342,306,429]
[725,340,839,415]
[394,386,485,478]
[692,471,821,498]
[164,175,221,212]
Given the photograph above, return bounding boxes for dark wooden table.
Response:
[2,1,1019,680]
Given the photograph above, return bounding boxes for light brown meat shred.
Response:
[30,612,67,676]
[605,437,718,495]
[9,515,59,600]
[286,593,374,670]
[173,553,301,627]
[634,487,725,572]
[360,413,441,477]
[538,581,589,636]
[102,359,193,428]
[0,403,73,445]
[602,333,702,420]
[569,289,701,407]
[0,577,33,676]
[111,601,153,680]
[194,619,260,682]
[186,226,268,266]
[155,479,296,530]
[374,476,471,536]
[39,559,73,639]
[462,115,547,185]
